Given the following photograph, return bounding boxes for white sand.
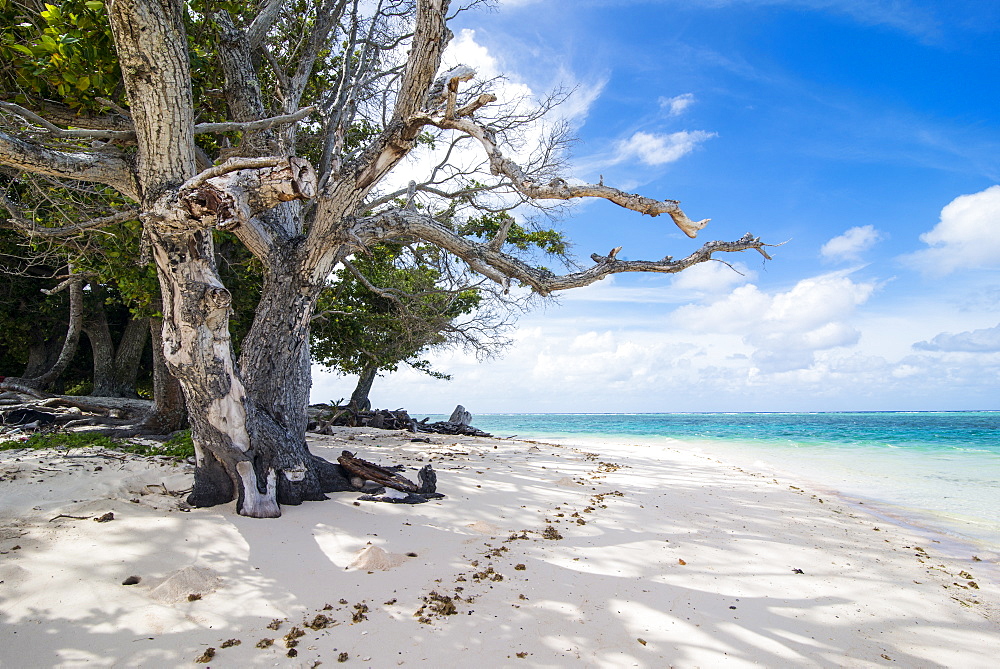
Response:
[1,428,998,667]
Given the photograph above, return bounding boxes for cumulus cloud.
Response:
[659,93,696,116]
[675,271,876,373]
[820,225,882,262]
[611,130,716,166]
[903,185,1000,275]
[914,323,1000,353]
[670,260,756,294]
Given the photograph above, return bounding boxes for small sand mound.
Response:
[348,545,408,571]
[554,477,581,487]
[466,520,504,535]
[148,566,222,604]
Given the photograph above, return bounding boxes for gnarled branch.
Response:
[360,209,770,296]
[409,67,710,238]
[0,130,138,198]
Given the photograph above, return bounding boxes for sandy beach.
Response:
[1,427,998,668]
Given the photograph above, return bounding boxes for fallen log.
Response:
[337,450,420,493]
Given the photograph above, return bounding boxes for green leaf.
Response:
[9,44,35,56]
[85,1,104,10]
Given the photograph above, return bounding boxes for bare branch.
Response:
[40,271,97,295]
[94,97,133,121]
[407,70,712,238]
[342,258,407,310]
[392,0,452,125]
[1,191,140,237]
[0,101,136,140]
[193,106,316,135]
[456,93,497,118]
[179,156,286,192]
[361,209,770,296]
[3,98,133,131]
[247,0,285,47]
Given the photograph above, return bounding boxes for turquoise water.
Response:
[422,412,1000,552]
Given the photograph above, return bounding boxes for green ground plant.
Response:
[1,428,194,459]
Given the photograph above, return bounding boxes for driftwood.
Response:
[338,451,444,504]
[448,404,472,426]
[338,450,419,493]
[0,390,150,432]
[307,404,492,438]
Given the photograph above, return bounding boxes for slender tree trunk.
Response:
[110,317,149,397]
[350,365,378,411]
[143,315,188,433]
[23,336,60,379]
[84,300,116,396]
[15,275,84,390]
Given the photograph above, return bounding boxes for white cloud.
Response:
[903,185,1000,275]
[556,262,755,304]
[612,130,717,166]
[820,225,882,262]
[675,271,876,373]
[670,260,756,294]
[659,93,696,117]
[446,28,500,77]
[914,323,1000,353]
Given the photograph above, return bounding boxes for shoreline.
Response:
[453,415,1000,560]
[546,433,1000,582]
[2,427,999,667]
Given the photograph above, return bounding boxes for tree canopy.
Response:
[0,0,770,517]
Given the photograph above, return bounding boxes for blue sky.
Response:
[312,0,1000,413]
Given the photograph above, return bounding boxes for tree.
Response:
[312,210,558,410]
[0,0,770,517]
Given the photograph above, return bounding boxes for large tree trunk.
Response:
[236,252,352,508]
[148,227,275,515]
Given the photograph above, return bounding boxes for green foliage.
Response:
[3,428,195,458]
[0,0,120,110]
[311,242,481,378]
[458,211,568,256]
[155,429,195,458]
[6,430,121,451]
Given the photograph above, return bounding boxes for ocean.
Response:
[420,412,1000,555]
